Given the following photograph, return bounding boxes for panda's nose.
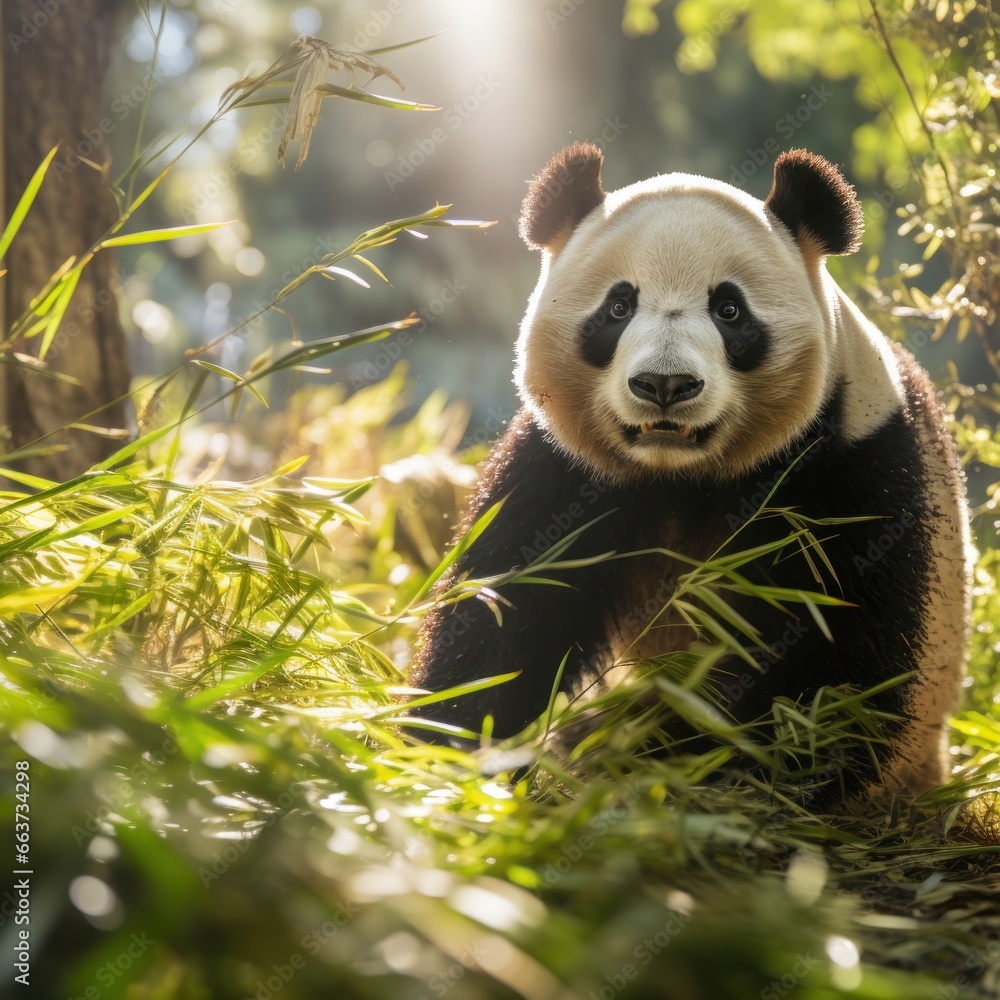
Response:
[628,373,704,408]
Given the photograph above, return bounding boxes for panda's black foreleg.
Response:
[408,410,624,743]
[409,571,616,742]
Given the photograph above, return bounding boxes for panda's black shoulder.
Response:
[456,410,599,550]
[468,411,582,511]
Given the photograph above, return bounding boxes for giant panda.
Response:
[411,143,970,795]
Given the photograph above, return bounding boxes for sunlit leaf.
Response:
[97,222,232,249]
[0,146,58,262]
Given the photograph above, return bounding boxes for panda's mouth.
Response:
[622,419,715,446]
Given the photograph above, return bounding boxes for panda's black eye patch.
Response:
[579,280,638,368]
[708,281,770,372]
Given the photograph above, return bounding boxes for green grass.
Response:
[1,374,999,1000]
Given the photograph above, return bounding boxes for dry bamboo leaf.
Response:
[223,35,406,170]
[280,44,329,169]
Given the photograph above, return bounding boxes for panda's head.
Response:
[514,144,864,483]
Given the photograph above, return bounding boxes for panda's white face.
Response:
[515,173,834,482]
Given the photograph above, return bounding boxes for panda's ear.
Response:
[519,143,606,253]
[765,150,864,257]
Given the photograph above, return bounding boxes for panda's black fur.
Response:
[411,146,969,796]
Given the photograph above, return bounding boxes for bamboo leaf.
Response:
[0,146,58,262]
[190,360,246,382]
[800,594,834,642]
[38,267,83,358]
[0,466,55,490]
[674,599,759,668]
[396,671,522,714]
[364,32,443,56]
[315,81,439,112]
[321,265,370,288]
[184,652,289,711]
[90,592,155,639]
[65,423,131,439]
[351,254,389,283]
[0,353,82,384]
[0,579,86,615]
[410,499,506,605]
[693,587,764,647]
[19,254,79,320]
[97,222,232,249]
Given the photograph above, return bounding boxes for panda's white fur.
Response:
[413,145,971,798]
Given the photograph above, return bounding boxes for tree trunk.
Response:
[1,0,129,480]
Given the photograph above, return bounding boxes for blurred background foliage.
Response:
[110,0,999,519]
[2,1,1000,998]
